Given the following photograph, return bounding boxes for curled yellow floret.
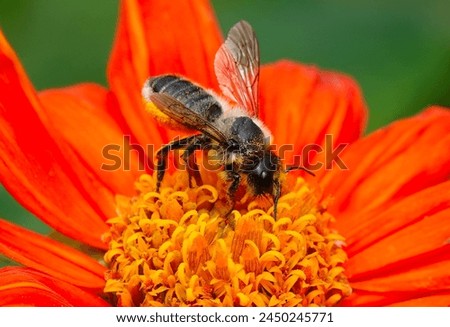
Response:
[103,172,351,306]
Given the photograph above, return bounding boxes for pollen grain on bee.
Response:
[100,134,348,172]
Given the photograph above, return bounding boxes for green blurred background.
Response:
[0,0,449,243]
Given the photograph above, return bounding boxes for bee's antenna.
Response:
[285,165,315,176]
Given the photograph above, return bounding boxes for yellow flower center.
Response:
[103,170,351,306]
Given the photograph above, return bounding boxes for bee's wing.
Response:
[149,93,228,144]
[214,20,260,117]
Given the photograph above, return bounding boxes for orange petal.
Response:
[323,106,450,220]
[107,0,223,147]
[0,31,108,249]
[259,60,367,167]
[342,183,450,306]
[349,253,450,293]
[0,267,108,306]
[389,293,450,306]
[342,290,450,307]
[346,208,450,278]
[344,181,450,256]
[0,219,106,289]
[39,84,141,203]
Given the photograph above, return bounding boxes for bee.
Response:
[142,20,310,218]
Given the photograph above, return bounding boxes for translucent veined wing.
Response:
[214,20,260,117]
[149,93,228,145]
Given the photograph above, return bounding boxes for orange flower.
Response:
[0,0,449,306]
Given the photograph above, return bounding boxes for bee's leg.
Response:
[224,164,241,216]
[155,146,170,192]
[272,179,281,220]
[155,135,198,191]
[186,154,202,188]
[180,135,206,188]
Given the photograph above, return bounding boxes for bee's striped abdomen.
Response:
[145,74,223,122]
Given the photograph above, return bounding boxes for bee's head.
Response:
[244,150,280,196]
